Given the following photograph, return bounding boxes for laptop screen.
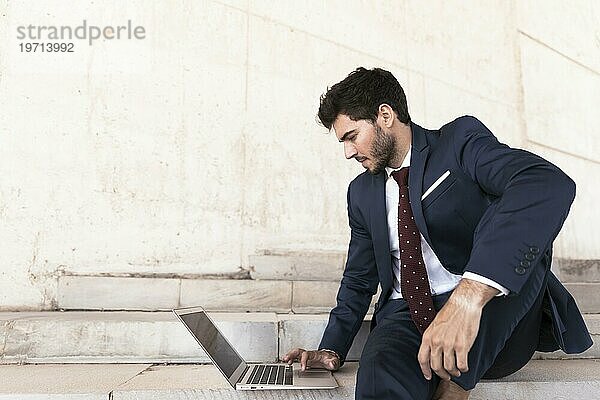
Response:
[179,310,244,379]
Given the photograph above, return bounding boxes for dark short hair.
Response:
[317,67,411,130]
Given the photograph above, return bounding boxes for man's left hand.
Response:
[417,279,499,381]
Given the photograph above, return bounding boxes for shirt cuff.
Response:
[319,348,341,360]
[462,272,510,296]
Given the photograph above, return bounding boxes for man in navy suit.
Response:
[283,67,592,399]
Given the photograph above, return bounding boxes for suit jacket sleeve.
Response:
[453,116,576,294]
[318,180,379,363]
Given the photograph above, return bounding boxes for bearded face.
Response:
[367,123,397,175]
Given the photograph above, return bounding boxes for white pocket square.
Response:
[421,170,451,200]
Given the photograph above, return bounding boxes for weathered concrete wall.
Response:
[0,0,597,310]
[516,1,600,259]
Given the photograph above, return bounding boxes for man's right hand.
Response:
[282,348,341,371]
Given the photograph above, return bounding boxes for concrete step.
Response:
[249,249,345,281]
[57,275,378,313]
[0,360,599,399]
[250,252,600,285]
[0,364,151,400]
[57,275,292,312]
[564,282,600,313]
[55,274,600,314]
[250,252,600,283]
[553,259,600,282]
[1,312,598,364]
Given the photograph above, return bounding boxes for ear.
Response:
[377,103,395,128]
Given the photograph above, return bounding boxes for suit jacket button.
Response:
[520,260,530,268]
[529,247,540,254]
[525,253,535,261]
[515,266,526,275]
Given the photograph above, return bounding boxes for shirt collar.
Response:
[385,147,411,179]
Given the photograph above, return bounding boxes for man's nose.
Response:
[344,141,357,159]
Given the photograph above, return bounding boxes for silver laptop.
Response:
[172,306,338,390]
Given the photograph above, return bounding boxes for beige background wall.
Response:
[0,0,598,310]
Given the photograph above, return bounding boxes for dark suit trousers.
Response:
[355,262,549,400]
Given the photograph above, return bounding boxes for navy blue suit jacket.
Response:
[319,115,592,363]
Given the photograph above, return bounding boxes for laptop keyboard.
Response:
[247,364,293,385]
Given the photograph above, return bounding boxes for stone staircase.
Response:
[0,252,598,398]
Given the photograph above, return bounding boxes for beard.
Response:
[367,124,397,175]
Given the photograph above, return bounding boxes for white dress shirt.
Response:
[385,147,509,300]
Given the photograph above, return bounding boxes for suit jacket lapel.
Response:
[409,122,433,247]
[369,171,393,292]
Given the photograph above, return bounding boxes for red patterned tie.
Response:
[391,167,436,334]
